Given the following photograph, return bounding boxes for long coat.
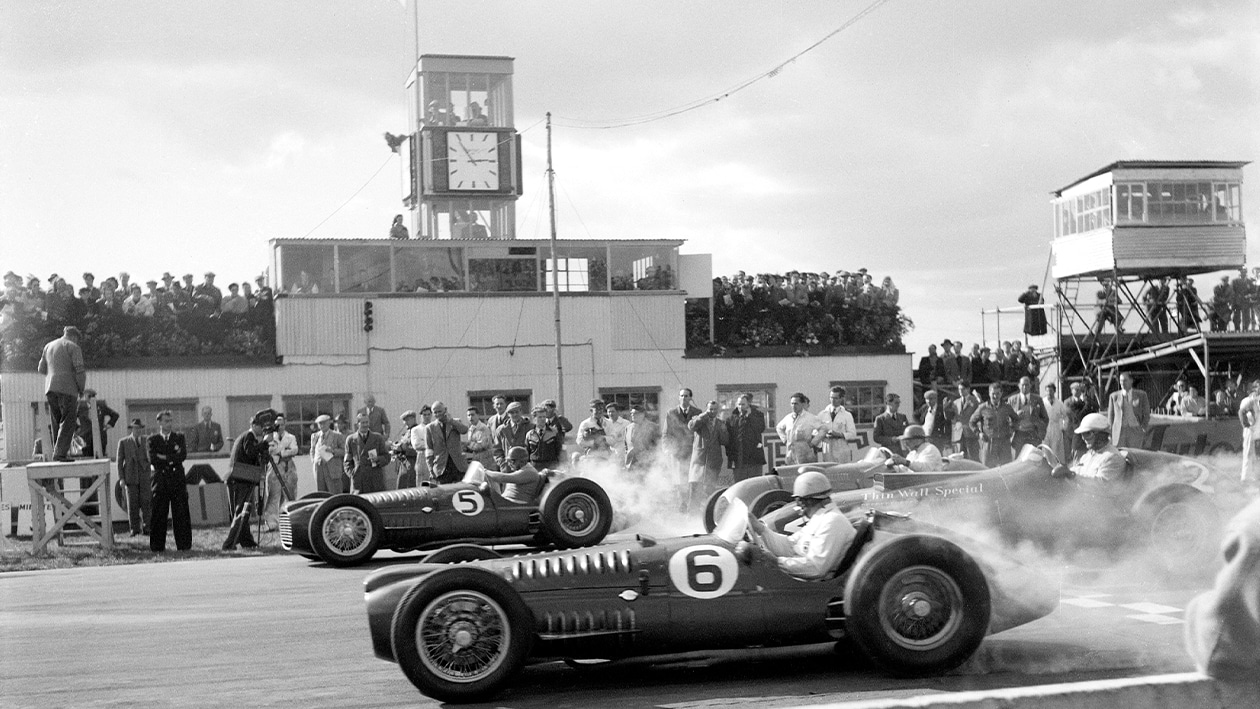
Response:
[425,418,470,483]
[725,407,767,469]
[688,411,728,474]
[116,434,152,486]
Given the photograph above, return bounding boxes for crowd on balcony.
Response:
[704,268,909,351]
[0,270,276,367]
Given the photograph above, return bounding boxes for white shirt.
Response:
[1075,444,1127,481]
[776,410,823,446]
[759,503,857,580]
[603,415,630,454]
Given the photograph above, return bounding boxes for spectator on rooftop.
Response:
[220,283,248,314]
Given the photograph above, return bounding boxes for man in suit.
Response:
[970,383,1018,467]
[665,388,703,507]
[725,394,767,482]
[310,414,346,493]
[116,418,152,536]
[916,389,951,453]
[187,406,224,453]
[1108,371,1151,449]
[75,388,120,457]
[425,401,469,484]
[356,393,390,438]
[1065,380,1097,457]
[1006,375,1050,454]
[916,344,944,389]
[687,400,728,509]
[345,413,390,493]
[948,381,981,461]
[872,393,909,451]
[36,325,86,461]
[147,410,191,552]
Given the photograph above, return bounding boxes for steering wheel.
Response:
[1037,443,1062,469]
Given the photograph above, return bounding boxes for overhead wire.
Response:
[553,0,893,130]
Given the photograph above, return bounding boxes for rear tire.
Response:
[539,478,612,548]
[702,487,729,533]
[1136,490,1221,577]
[309,495,382,566]
[391,567,532,703]
[844,535,990,676]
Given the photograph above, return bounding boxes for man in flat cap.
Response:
[37,325,86,461]
[310,413,346,493]
[116,418,152,536]
[492,402,532,470]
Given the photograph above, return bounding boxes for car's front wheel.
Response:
[391,568,532,703]
[1136,489,1220,576]
[844,535,990,676]
[539,478,613,547]
[308,495,382,566]
[702,486,730,533]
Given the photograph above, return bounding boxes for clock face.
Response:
[446,131,500,191]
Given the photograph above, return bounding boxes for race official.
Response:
[748,471,856,580]
[147,410,192,552]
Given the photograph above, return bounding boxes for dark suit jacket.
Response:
[949,393,981,442]
[425,418,470,481]
[493,420,534,468]
[725,407,768,468]
[356,405,390,437]
[664,404,702,458]
[1006,392,1049,439]
[188,420,224,453]
[916,403,950,441]
[688,411,728,470]
[116,435,152,486]
[345,431,389,475]
[147,431,188,481]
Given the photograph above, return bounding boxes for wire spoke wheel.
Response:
[417,591,511,683]
[877,565,964,651]
[322,506,373,555]
[557,492,600,537]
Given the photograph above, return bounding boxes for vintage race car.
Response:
[760,445,1238,573]
[279,465,612,566]
[364,499,1059,703]
[702,447,987,531]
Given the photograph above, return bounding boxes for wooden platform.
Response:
[26,459,114,553]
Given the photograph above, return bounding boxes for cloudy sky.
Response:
[2,0,1257,356]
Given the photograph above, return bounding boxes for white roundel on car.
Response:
[452,489,485,516]
[668,545,738,599]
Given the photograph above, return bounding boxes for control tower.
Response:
[1051,159,1249,399]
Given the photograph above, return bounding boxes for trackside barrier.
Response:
[798,673,1260,709]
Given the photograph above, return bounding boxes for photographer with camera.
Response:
[223,409,275,549]
[392,410,421,488]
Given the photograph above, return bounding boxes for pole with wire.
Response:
[546,113,565,415]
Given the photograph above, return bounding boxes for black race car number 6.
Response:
[452,489,485,516]
[668,545,738,599]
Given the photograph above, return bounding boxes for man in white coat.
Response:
[818,386,858,463]
[1043,383,1072,463]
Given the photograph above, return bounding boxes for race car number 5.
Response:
[668,545,738,599]
[453,489,484,516]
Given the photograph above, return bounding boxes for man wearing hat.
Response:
[575,399,611,462]
[310,414,346,493]
[116,418,153,535]
[541,398,573,444]
[147,410,192,552]
[885,425,944,472]
[525,405,563,470]
[393,410,421,487]
[356,393,390,438]
[1050,413,1126,483]
[224,408,276,549]
[492,402,532,470]
[625,404,660,472]
[194,271,222,311]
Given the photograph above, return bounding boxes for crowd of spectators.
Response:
[1086,269,1260,337]
[703,268,909,352]
[1,270,276,368]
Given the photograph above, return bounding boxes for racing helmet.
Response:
[1074,412,1110,435]
[898,425,927,441]
[792,471,832,500]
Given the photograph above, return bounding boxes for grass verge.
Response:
[1,524,289,572]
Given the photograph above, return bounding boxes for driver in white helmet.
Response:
[1051,412,1126,482]
[884,425,943,472]
[747,471,857,580]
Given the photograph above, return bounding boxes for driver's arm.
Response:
[776,513,857,580]
[748,514,797,559]
[484,467,538,486]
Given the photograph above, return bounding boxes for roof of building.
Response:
[1052,160,1251,196]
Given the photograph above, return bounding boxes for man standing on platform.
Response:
[356,393,390,438]
[36,325,86,461]
[188,406,224,453]
[147,410,191,552]
[1107,371,1151,449]
[116,418,152,536]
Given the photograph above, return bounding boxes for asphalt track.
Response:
[0,542,1209,709]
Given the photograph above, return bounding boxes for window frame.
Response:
[715,383,777,429]
[124,398,199,439]
[598,386,663,422]
[467,389,532,418]
[830,379,887,429]
[282,394,352,452]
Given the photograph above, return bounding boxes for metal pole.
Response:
[410,0,421,236]
[546,113,565,414]
[981,310,986,346]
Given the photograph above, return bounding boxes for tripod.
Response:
[256,453,293,539]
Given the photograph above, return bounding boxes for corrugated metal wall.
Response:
[1114,226,1245,271]
[276,298,368,355]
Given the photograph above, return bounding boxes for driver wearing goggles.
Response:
[748,471,856,580]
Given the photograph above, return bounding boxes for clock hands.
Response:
[453,134,492,164]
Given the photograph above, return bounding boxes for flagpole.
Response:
[546,112,565,416]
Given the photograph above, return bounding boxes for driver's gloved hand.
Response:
[1050,464,1075,479]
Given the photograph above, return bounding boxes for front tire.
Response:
[750,489,793,519]
[844,535,990,676]
[391,567,532,703]
[539,478,613,548]
[309,495,382,566]
[1136,490,1220,576]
